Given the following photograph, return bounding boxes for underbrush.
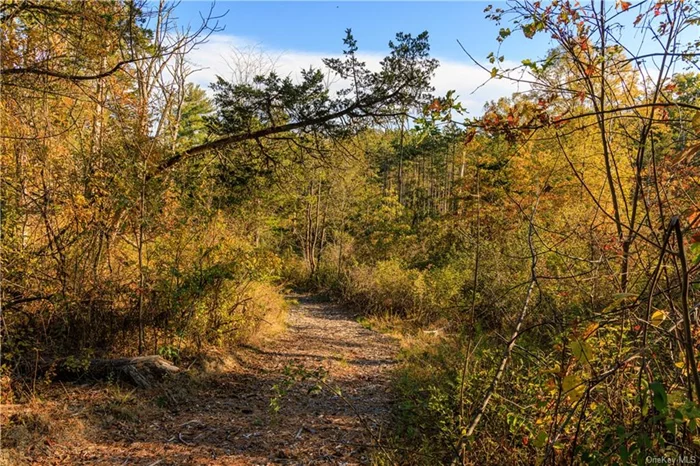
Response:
[283,231,533,332]
[2,212,290,401]
[163,280,289,355]
[385,334,539,465]
[288,255,472,328]
[3,281,288,403]
[377,313,700,465]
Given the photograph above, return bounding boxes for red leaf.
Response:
[663,83,677,92]
[552,114,568,127]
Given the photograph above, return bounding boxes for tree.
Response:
[155,29,439,174]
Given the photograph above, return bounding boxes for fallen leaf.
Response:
[650,309,666,326]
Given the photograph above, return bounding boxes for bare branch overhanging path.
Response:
[32,297,398,465]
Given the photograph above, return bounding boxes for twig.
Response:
[453,190,541,464]
[178,419,203,427]
[638,218,674,413]
[177,432,192,446]
[673,217,700,402]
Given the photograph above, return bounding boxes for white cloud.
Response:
[186,34,528,116]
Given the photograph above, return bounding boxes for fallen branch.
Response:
[52,355,180,389]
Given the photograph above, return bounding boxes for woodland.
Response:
[2,0,700,464]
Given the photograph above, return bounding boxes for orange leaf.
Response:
[687,210,700,226]
[428,99,441,112]
[620,1,632,11]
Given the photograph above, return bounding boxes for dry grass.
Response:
[1,399,89,465]
[242,283,290,344]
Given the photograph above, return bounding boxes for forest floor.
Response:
[2,296,400,465]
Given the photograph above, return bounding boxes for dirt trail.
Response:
[22,296,399,465]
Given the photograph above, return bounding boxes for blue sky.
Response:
[171,1,546,113]
[173,1,551,62]
[169,1,699,115]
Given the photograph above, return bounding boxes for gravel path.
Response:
[18,296,399,465]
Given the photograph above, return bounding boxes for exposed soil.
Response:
[2,296,399,465]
